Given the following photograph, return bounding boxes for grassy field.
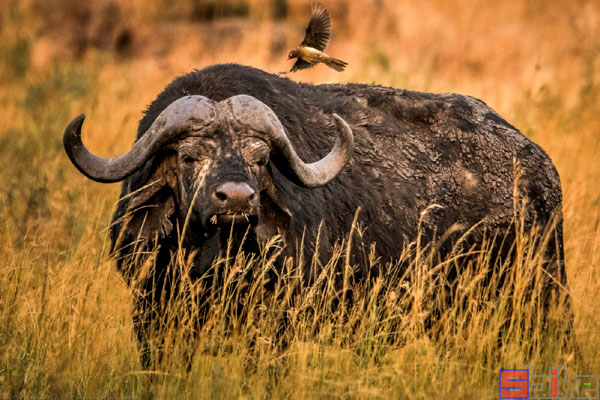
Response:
[1,0,599,398]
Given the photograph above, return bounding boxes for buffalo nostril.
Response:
[214,191,228,202]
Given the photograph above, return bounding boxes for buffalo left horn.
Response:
[63,96,215,183]
[227,95,354,188]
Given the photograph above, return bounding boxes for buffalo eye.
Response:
[255,154,269,167]
[243,138,270,167]
[180,155,195,164]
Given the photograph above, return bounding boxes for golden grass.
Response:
[1,0,599,398]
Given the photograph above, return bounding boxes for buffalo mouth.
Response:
[210,211,258,226]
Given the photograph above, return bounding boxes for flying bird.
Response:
[287,3,348,73]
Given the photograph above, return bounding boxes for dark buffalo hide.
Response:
[63,64,569,365]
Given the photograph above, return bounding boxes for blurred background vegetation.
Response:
[1,0,599,398]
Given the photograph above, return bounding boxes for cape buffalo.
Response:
[63,64,569,364]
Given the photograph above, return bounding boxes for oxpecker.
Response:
[287,3,348,73]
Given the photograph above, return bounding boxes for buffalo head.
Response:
[63,95,353,244]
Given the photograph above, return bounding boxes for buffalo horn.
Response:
[63,96,215,183]
[228,95,354,188]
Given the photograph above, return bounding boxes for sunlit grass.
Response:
[0,197,579,398]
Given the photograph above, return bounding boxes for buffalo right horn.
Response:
[63,96,215,183]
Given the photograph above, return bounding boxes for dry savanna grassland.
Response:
[1,0,599,398]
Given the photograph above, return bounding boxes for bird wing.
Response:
[290,58,314,72]
[299,3,331,51]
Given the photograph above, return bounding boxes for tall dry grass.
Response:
[1,0,599,398]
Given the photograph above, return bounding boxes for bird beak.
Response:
[287,56,291,60]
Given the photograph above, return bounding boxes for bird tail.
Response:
[323,56,348,72]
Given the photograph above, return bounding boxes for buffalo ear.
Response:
[119,155,178,243]
[256,188,292,243]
